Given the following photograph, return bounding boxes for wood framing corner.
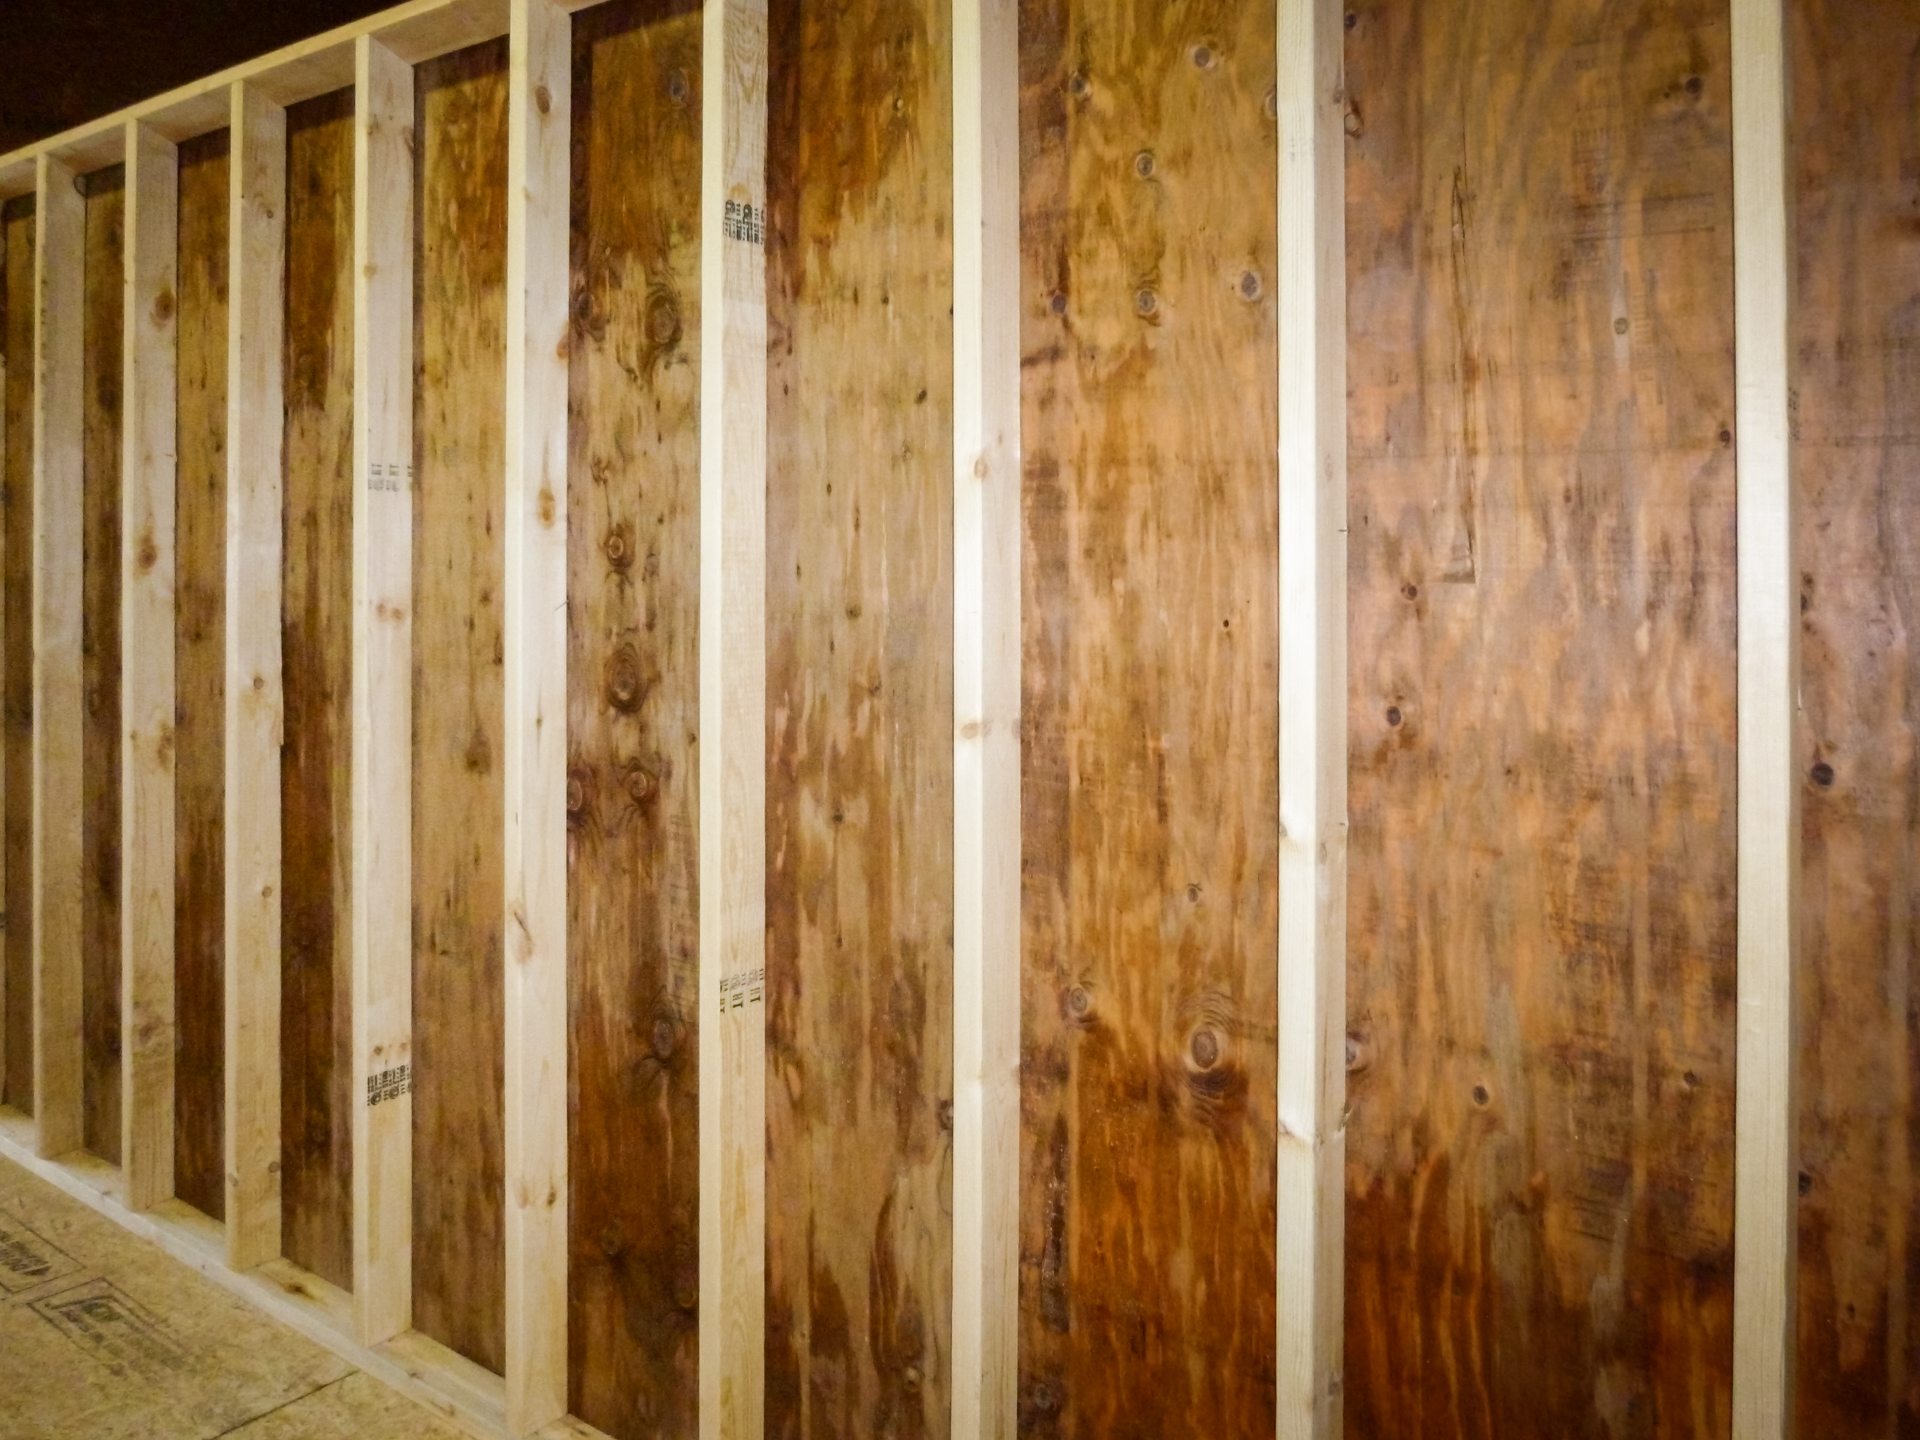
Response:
[698,0,770,1432]
[351,29,417,1349]
[1731,0,1799,1433]
[1274,0,1348,1434]
[950,0,1020,1436]
[224,79,287,1272]
[120,118,180,1212]
[502,0,571,1430]
[31,149,87,1163]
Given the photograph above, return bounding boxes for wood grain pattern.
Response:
[34,151,88,1163]
[2,197,33,1115]
[1343,3,1740,1434]
[281,86,356,1293]
[763,0,955,1435]
[412,36,509,1376]
[81,163,126,1167]
[1790,0,1920,1432]
[173,129,229,1222]
[563,3,702,1433]
[1016,2,1281,1434]
[120,119,181,1214]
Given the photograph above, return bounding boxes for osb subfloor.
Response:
[0,1155,463,1439]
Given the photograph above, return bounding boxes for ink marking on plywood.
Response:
[366,1064,412,1106]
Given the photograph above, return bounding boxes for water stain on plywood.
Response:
[2,196,34,1116]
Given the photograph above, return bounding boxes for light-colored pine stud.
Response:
[31,150,86,1162]
[351,30,417,1348]
[1731,0,1799,1434]
[120,119,180,1212]
[502,0,571,1430]
[224,79,287,1272]
[698,0,769,1431]
[950,1,1021,1436]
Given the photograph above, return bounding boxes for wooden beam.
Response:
[501,0,569,1430]
[1732,0,1798,1434]
[950,0,1020,1435]
[351,31,416,1348]
[120,120,180,1211]
[698,0,767,1431]
[224,80,287,1272]
[31,151,85,1162]
[1274,0,1348,1435]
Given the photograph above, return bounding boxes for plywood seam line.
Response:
[698,0,769,1431]
[951,0,1020,1436]
[31,149,86,1163]
[351,29,416,1349]
[224,78,287,1272]
[1275,0,1349,1435]
[121,117,180,1212]
[1732,0,1799,1435]
[502,0,571,1431]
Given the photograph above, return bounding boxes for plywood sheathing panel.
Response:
[1342,2,1740,1432]
[2,198,33,1115]
[763,0,956,1434]
[281,87,356,1295]
[412,37,509,1376]
[562,2,702,1432]
[1016,1,1282,1433]
[1790,0,1920,1429]
[81,164,126,1167]
[173,130,230,1222]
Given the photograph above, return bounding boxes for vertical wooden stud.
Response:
[1732,0,1798,1434]
[352,32,416,1348]
[951,1,1020,1436]
[225,81,286,1271]
[699,0,768,1432]
[121,120,178,1211]
[31,152,85,1162]
[503,0,570,1430]
[1274,0,1347,1435]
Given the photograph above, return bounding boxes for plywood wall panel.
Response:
[173,130,229,1221]
[1342,2,1740,1433]
[2,199,32,1115]
[412,37,509,1376]
[81,164,125,1166]
[1791,1,1920,1431]
[281,87,356,1293]
[1016,2,1281,1433]
[563,2,702,1432]
[763,0,956,1435]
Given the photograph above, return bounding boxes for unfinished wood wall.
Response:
[1791,0,1920,1431]
[412,35,511,1376]
[281,86,357,1291]
[1344,0,1741,1431]
[1017,3,1281,1436]
[0,1,1912,1438]
[173,128,229,1222]
[564,1,703,1432]
[2,197,31,1116]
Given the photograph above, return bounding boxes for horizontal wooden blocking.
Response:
[352,31,416,1350]
[950,1,1020,1436]
[32,151,86,1163]
[225,80,287,1271]
[1274,0,1346,1434]
[1733,0,1799,1433]
[697,0,768,1432]
[502,0,570,1430]
[120,119,180,1213]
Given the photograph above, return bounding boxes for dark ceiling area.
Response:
[0,0,397,155]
